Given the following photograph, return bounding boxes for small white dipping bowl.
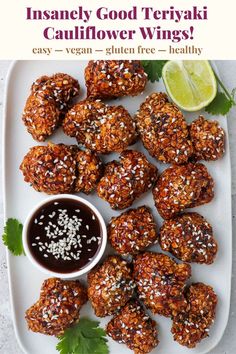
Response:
[22,194,107,279]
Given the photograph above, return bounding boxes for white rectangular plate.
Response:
[3,60,232,354]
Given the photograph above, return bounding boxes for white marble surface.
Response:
[0,60,236,354]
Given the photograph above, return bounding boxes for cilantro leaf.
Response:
[56,318,109,354]
[205,68,236,115]
[141,60,168,82]
[205,92,233,115]
[2,218,24,256]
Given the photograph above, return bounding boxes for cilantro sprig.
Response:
[141,60,167,82]
[205,70,236,115]
[2,218,25,256]
[56,318,109,354]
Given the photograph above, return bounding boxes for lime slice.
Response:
[162,60,217,111]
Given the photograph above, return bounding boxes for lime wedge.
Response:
[162,60,217,111]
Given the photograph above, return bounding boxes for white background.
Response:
[0,60,236,353]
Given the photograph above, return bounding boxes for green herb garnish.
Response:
[205,71,236,115]
[141,60,167,82]
[56,318,109,354]
[2,218,24,256]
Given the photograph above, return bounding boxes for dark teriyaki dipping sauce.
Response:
[28,198,102,274]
